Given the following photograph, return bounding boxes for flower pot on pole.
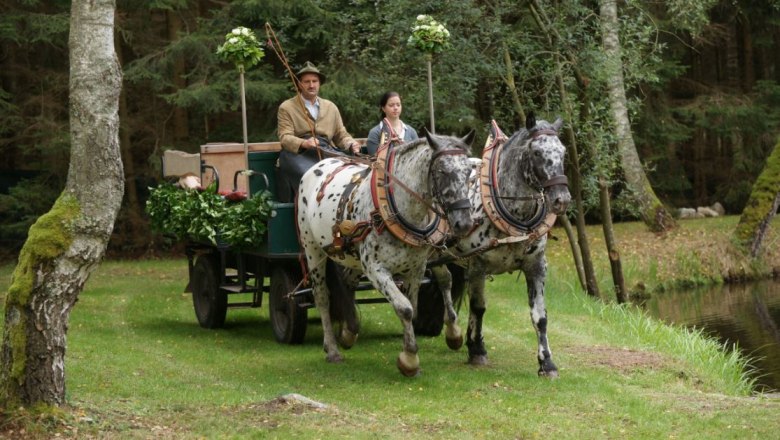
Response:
[216,26,264,193]
[408,15,451,134]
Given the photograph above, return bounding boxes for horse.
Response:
[429,113,571,377]
[296,131,475,376]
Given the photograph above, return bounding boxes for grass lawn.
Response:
[1,217,779,438]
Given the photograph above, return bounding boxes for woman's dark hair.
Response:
[378,91,400,120]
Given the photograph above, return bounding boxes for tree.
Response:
[600,0,677,232]
[734,140,780,257]
[1,0,123,406]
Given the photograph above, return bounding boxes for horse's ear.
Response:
[423,128,438,148]
[553,116,563,132]
[525,111,536,131]
[461,129,475,147]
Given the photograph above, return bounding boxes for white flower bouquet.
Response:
[407,15,451,54]
[216,26,264,72]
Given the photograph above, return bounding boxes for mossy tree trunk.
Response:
[0,0,123,407]
[599,0,677,233]
[734,140,780,257]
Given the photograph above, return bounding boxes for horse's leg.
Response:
[303,248,342,363]
[465,261,489,365]
[430,265,463,350]
[364,264,421,377]
[336,267,362,349]
[524,254,558,378]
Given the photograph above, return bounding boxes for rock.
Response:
[711,202,725,216]
[697,206,719,217]
[678,208,697,219]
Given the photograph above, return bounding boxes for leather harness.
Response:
[317,138,464,258]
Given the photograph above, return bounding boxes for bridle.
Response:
[372,140,470,246]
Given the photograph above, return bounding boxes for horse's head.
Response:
[424,130,475,237]
[523,112,571,215]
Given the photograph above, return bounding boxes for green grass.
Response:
[1,219,780,438]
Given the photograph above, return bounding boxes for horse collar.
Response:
[371,143,449,247]
[479,121,557,236]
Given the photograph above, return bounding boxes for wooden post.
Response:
[239,67,249,194]
[426,54,435,133]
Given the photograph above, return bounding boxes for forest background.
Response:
[1,0,779,258]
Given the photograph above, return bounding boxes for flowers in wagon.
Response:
[407,15,451,54]
[216,26,265,72]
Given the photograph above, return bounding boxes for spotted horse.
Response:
[428,113,571,377]
[296,131,475,376]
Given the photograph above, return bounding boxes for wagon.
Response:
[161,142,446,344]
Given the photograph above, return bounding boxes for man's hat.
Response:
[296,61,326,85]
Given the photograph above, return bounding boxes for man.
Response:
[276,62,360,200]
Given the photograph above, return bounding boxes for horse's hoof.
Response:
[468,355,489,366]
[326,353,343,363]
[446,335,463,351]
[445,326,463,351]
[538,359,558,378]
[338,328,358,349]
[397,352,420,377]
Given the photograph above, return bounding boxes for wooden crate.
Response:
[200,142,281,192]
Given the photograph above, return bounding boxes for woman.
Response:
[365,91,419,155]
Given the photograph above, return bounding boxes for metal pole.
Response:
[426,55,435,133]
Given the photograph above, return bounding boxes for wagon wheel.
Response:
[413,269,446,337]
[269,264,307,344]
[414,264,467,336]
[191,253,228,329]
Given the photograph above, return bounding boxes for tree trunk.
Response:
[0,0,123,407]
[599,0,677,233]
[528,0,600,298]
[167,9,189,145]
[734,140,780,258]
[501,41,526,127]
[559,215,586,290]
[599,177,626,303]
[116,31,144,250]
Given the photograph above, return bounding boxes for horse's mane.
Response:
[501,119,557,164]
[394,135,471,158]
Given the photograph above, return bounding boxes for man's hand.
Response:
[301,137,318,150]
[349,143,360,155]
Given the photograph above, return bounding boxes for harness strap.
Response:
[370,142,450,247]
[316,160,354,203]
[479,119,551,235]
[326,167,372,258]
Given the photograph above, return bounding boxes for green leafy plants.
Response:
[145,183,271,248]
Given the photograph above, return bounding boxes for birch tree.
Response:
[1,0,123,406]
[599,0,676,232]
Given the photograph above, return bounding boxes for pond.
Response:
[641,279,780,392]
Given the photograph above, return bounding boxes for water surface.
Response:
[642,280,780,392]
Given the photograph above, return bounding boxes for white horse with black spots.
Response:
[296,131,474,376]
[429,113,571,377]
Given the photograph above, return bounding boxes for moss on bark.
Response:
[1,194,79,405]
[734,140,780,251]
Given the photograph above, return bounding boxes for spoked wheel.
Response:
[413,268,446,337]
[269,264,307,344]
[191,253,228,329]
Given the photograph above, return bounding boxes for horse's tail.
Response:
[449,263,468,312]
[325,259,360,334]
